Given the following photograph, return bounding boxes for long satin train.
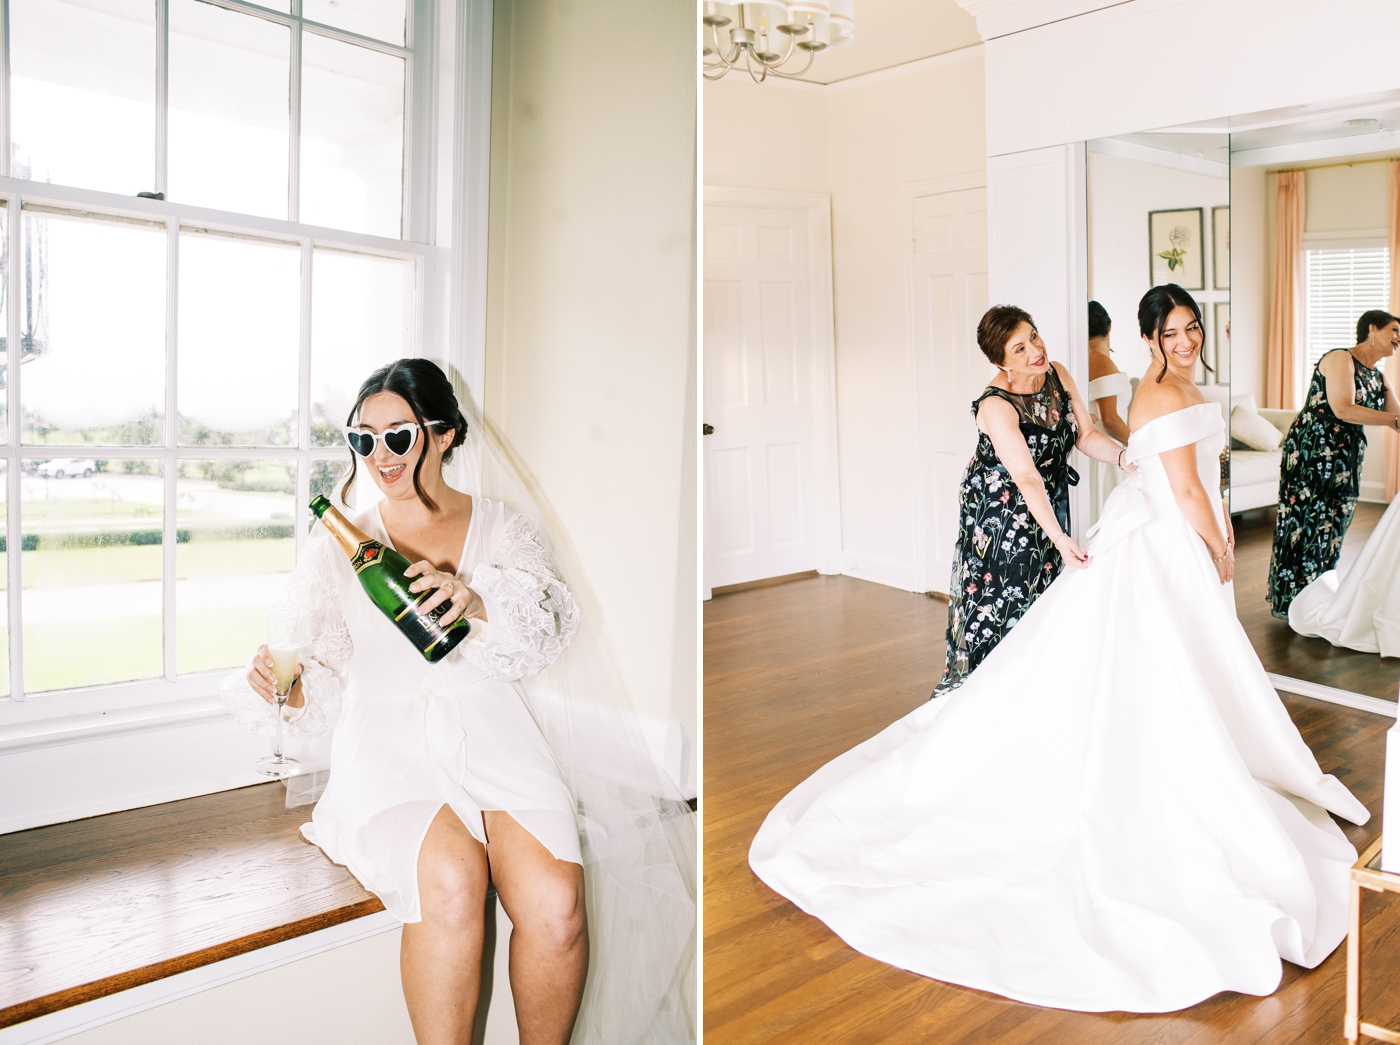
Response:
[750,404,1369,1013]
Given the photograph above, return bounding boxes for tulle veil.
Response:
[295,389,697,1043]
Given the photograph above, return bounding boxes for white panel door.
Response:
[703,205,821,587]
[912,187,989,594]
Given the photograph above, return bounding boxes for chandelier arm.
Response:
[744,47,767,83]
[770,47,816,79]
[769,32,798,68]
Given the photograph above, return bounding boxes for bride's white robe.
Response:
[223,497,580,921]
[749,403,1369,1013]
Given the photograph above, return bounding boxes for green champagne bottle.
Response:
[310,495,471,663]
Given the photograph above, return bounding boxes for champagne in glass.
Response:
[254,609,306,778]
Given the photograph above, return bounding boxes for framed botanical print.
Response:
[1148,207,1205,290]
[1215,301,1230,383]
[1212,206,1230,290]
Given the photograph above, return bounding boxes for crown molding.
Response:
[954,0,1131,40]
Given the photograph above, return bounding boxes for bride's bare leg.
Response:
[401,805,490,1045]
[483,811,588,1045]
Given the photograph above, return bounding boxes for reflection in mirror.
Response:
[1228,112,1400,705]
[1084,132,1231,527]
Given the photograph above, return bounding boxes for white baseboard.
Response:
[841,551,918,592]
[1360,479,1389,504]
[0,911,403,1045]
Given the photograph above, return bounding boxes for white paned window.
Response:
[1304,246,1391,399]
[8,0,412,236]
[0,0,430,705]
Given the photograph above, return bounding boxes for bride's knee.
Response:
[513,863,587,953]
[418,836,489,932]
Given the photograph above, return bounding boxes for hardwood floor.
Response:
[704,574,1400,1044]
[0,782,379,1026]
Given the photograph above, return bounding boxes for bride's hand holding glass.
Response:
[247,643,304,708]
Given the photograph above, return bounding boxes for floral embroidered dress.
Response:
[935,366,1078,694]
[1268,350,1387,619]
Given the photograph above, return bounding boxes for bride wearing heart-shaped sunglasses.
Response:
[222,358,697,1044]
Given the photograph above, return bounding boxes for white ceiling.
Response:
[786,0,982,85]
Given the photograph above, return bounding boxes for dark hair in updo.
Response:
[1139,283,1210,383]
[343,358,469,512]
[1356,309,1399,344]
[976,305,1037,366]
[1088,300,1111,340]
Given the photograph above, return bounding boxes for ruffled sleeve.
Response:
[462,510,579,682]
[220,526,352,738]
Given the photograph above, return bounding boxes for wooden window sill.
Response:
[0,782,380,1028]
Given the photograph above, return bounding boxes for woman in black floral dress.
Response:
[934,306,1132,694]
[1268,309,1400,619]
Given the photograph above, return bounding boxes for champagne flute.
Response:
[254,609,306,778]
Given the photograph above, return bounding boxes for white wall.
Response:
[1086,151,1229,386]
[703,48,987,592]
[826,50,987,587]
[484,0,697,750]
[1231,164,1267,406]
[703,77,828,195]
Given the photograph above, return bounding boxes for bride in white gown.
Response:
[749,285,1370,1014]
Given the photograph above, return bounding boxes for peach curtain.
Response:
[1386,161,1400,502]
[1266,170,1306,410]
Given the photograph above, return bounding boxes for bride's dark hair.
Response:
[1139,283,1211,383]
[343,358,469,511]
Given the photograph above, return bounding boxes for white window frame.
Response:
[0,0,458,723]
[1300,230,1390,405]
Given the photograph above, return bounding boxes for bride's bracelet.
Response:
[1117,449,1125,468]
[1211,546,1232,564]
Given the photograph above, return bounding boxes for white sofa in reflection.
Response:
[1197,384,1296,514]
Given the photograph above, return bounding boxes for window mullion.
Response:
[0,0,10,180]
[288,22,302,224]
[7,193,22,699]
[162,220,179,680]
[296,237,312,559]
[155,0,169,196]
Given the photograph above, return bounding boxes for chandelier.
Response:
[703,2,855,83]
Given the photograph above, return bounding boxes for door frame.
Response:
[902,171,988,594]
[701,185,842,597]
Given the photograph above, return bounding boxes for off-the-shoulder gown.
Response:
[224,497,580,920]
[749,403,1370,1013]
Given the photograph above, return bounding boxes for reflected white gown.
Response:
[1289,496,1400,659]
[750,403,1369,1013]
[1088,371,1132,521]
[223,497,581,921]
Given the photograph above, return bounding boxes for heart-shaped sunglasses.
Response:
[343,420,446,458]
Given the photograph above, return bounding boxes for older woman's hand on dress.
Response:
[245,644,305,707]
[1051,531,1091,569]
[405,561,487,625]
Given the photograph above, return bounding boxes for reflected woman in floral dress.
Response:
[934,306,1131,695]
[1268,309,1400,619]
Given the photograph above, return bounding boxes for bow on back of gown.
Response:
[1088,402,1226,555]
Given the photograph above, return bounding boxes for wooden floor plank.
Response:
[0,781,378,1027]
[703,570,1395,1045]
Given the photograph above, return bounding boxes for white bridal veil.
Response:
[316,400,698,1045]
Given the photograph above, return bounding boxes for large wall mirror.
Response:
[1086,107,1400,711]
[1229,111,1400,707]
